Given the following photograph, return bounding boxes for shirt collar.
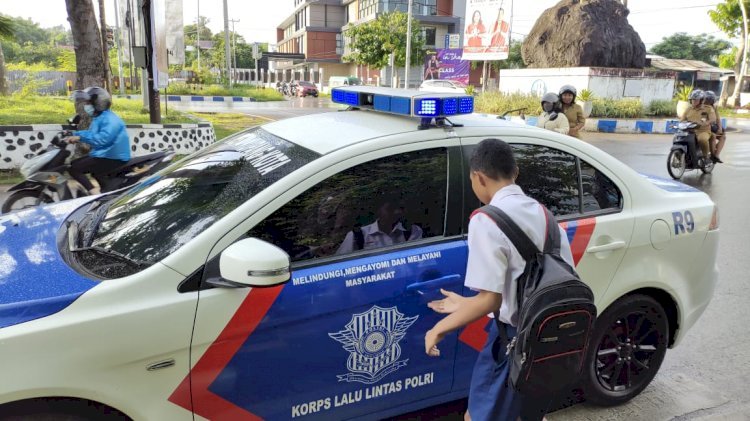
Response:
[363,220,406,236]
[491,184,525,203]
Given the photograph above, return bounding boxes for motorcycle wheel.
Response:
[666,149,686,180]
[2,189,54,213]
[700,157,715,174]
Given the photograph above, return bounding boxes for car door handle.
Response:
[586,241,626,254]
[406,274,462,294]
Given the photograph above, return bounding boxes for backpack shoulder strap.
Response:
[541,207,561,255]
[353,227,364,251]
[475,205,539,261]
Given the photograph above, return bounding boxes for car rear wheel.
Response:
[2,189,54,213]
[582,295,669,406]
[667,149,686,179]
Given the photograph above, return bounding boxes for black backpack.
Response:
[478,204,597,396]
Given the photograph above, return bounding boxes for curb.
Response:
[520,116,728,134]
[115,94,258,103]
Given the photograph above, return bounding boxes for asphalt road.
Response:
[2,99,748,420]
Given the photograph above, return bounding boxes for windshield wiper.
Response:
[70,244,153,269]
[82,199,113,247]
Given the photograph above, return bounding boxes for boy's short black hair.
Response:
[469,138,517,181]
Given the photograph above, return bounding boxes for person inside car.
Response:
[336,193,422,254]
[65,86,131,195]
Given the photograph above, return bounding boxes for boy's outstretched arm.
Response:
[425,290,501,357]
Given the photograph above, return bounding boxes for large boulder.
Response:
[522,0,646,68]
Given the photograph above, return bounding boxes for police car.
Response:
[0,87,719,420]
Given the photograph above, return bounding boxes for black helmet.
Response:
[71,86,112,112]
[688,89,705,102]
[704,90,717,105]
[559,84,577,101]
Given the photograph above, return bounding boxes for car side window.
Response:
[512,144,580,217]
[248,148,448,263]
[580,159,623,212]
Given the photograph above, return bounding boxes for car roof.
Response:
[262,109,548,155]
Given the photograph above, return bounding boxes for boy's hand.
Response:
[425,328,444,357]
[428,288,466,314]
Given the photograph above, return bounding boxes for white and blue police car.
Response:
[0,87,719,420]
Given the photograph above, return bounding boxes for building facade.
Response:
[275,0,465,88]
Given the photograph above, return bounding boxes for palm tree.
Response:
[0,15,14,95]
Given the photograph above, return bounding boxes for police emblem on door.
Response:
[329,306,419,384]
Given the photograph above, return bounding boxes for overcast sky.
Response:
[0,0,729,48]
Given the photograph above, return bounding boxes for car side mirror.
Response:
[212,238,291,288]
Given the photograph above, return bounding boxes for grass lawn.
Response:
[0,95,190,125]
[0,95,266,140]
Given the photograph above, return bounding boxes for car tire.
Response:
[582,295,669,406]
[2,189,54,213]
[666,149,686,180]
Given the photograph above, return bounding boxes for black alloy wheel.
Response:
[583,295,669,406]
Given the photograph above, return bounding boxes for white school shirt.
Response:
[336,220,424,255]
[464,184,575,326]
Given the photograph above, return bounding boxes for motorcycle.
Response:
[666,121,714,180]
[2,117,176,213]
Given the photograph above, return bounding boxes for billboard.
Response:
[462,0,512,61]
[151,0,169,89]
[423,49,470,85]
[166,0,185,65]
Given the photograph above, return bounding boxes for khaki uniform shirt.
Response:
[684,104,716,133]
[561,103,585,138]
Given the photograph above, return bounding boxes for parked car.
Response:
[296,80,319,98]
[0,87,719,420]
[329,76,362,89]
[419,79,468,94]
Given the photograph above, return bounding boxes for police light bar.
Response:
[331,86,474,118]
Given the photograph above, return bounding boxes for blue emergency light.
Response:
[330,86,474,119]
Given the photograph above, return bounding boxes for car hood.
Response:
[0,198,98,329]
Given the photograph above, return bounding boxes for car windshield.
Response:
[299,81,315,87]
[83,128,319,270]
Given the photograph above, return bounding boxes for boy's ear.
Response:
[512,166,519,181]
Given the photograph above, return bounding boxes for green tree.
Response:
[0,14,14,95]
[492,40,526,70]
[709,0,750,106]
[719,46,738,69]
[650,32,732,66]
[343,12,425,69]
[184,16,212,68]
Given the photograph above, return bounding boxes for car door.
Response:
[185,145,467,421]
[453,136,634,390]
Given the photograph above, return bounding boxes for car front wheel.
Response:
[582,295,669,406]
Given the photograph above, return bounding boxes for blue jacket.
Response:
[76,110,131,161]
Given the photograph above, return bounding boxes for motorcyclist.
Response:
[703,90,724,163]
[65,86,131,195]
[536,92,570,135]
[682,89,717,161]
[559,84,585,139]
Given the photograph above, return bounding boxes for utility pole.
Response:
[223,0,231,87]
[113,0,126,95]
[230,19,239,85]
[404,0,413,89]
[196,0,201,71]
